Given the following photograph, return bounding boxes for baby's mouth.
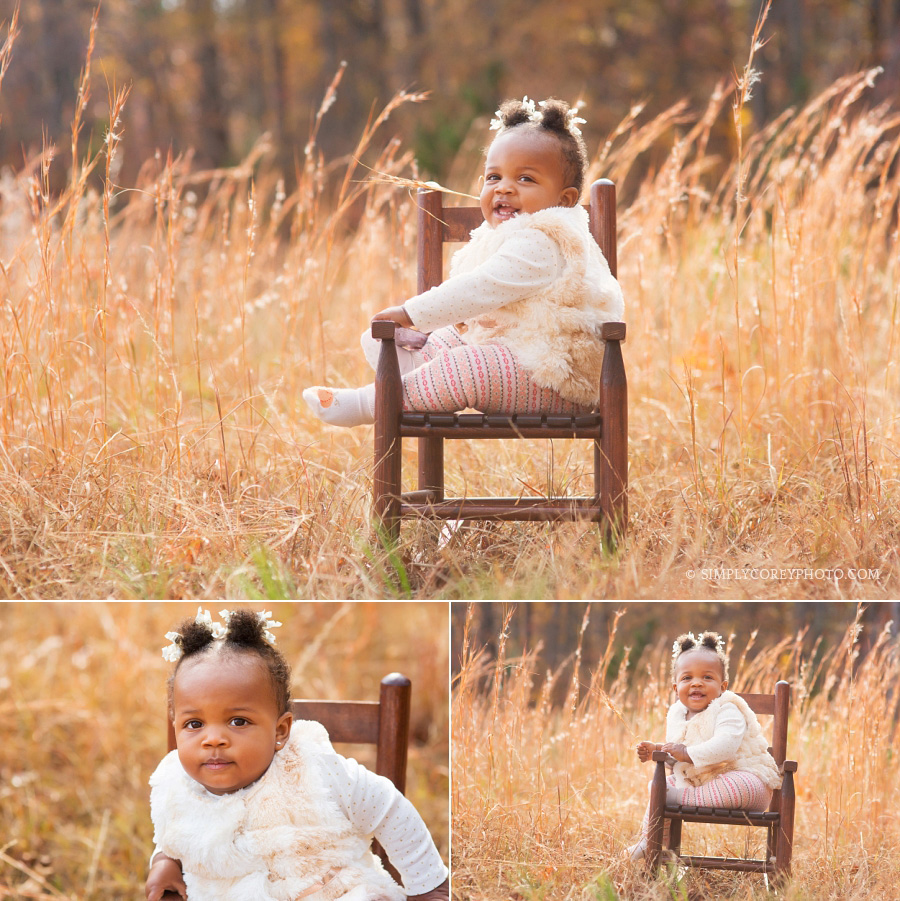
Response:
[203,758,233,770]
[493,202,517,220]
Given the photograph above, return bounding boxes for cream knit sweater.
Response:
[403,205,624,406]
[665,691,783,790]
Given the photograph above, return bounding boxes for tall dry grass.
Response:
[0,6,898,598]
[452,603,900,900]
[0,601,449,900]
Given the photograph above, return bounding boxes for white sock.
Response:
[360,329,423,376]
[303,384,376,427]
[625,838,647,860]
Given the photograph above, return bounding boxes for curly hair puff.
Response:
[671,630,729,681]
[492,97,589,196]
[166,609,292,717]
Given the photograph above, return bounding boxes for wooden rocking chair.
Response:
[646,680,798,883]
[371,179,627,544]
[164,672,412,890]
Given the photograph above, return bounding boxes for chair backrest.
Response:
[736,680,791,767]
[166,672,412,793]
[416,179,618,294]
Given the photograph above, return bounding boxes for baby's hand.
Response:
[407,878,450,900]
[372,305,413,328]
[661,742,692,763]
[635,741,659,763]
[145,854,187,901]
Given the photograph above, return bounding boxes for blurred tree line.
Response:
[450,602,900,699]
[1,0,899,191]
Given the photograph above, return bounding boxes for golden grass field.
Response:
[451,604,900,900]
[0,9,898,598]
[0,601,449,900]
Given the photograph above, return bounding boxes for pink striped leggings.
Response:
[640,771,773,837]
[398,326,589,415]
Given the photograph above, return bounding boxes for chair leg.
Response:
[646,757,667,871]
[668,817,682,856]
[774,765,797,883]
[599,336,627,548]
[373,327,403,542]
[418,436,444,502]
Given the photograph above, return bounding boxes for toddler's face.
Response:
[673,649,728,713]
[172,654,292,794]
[480,129,579,227]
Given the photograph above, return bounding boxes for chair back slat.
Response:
[736,693,776,716]
[417,190,445,292]
[737,681,790,765]
[290,699,380,743]
[423,187,616,268]
[440,206,484,241]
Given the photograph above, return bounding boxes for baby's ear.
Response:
[274,711,293,750]
[559,186,580,208]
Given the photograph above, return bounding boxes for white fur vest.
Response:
[149,720,405,901]
[451,205,624,406]
[666,692,783,790]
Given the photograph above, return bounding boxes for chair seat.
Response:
[399,411,603,439]
[664,803,780,826]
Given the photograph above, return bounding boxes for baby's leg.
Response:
[401,343,588,415]
[304,340,587,427]
[360,325,465,376]
[304,327,469,427]
[671,771,773,810]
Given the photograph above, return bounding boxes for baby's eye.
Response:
[184,719,203,730]
[230,717,250,727]
[519,175,535,182]
[485,173,500,181]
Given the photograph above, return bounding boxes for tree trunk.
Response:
[185,0,229,167]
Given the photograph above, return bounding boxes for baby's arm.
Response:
[145,852,186,901]
[660,743,692,763]
[407,878,449,900]
[680,704,746,768]
[372,305,414,328]
[379,227,560,335]
[319,753,449,899]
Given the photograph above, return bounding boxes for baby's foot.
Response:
[623,839,647,861]
[360,330,424,376]
[303,385,376,427]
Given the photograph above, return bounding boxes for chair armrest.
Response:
[372,320,397,340]
[782,760,798,773]
[372,320,402,399]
